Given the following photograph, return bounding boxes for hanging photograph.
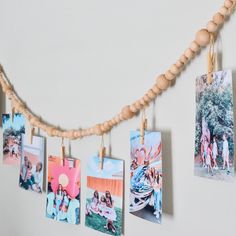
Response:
[46,156,81,225]
[85,155,124,236]
[129,131,162,224]
[2,113,25,165]
[194,70,235,181]
[19,134,45,193]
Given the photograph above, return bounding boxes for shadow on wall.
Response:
[232,69,236,170]
[0,89,6,126]
[161,130,174,217]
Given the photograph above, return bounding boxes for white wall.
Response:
[0,0,236,236]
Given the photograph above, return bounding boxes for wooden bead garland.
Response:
[0,0,234,139]
[195,29,211,47]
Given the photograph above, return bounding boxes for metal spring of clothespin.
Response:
[207,33,217,85]
[99,135,106,170]
[140,109,147,145]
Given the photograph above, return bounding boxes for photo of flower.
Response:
[46,156,81,225]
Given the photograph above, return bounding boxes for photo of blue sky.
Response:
[2,113,25,131]
[87,155,123,179]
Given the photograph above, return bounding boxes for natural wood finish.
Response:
[0,0,235,139]
[195,29,211,47]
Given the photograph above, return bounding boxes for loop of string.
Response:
[207,33,217,84]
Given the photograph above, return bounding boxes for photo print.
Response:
[130,131,162,224]
[85,155,124,236]
[2,113,25,165]
[46,156,81,225]
[19,134,45,193]
[194,70,235,181]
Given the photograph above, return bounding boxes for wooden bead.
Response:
[119,113,125,121]
[206,20,218,32]
[190,41,200,52]
[29,116,40,125]
[139,97,147,106]
[103,121,112,130]
[16,103,26,113]
[47,127,55,136]
[175,60,184,68]
[224,0,234,8]
[52,129,60,137]
[170,64,180,75]
[2,83,13,93]
[180,55,188,64]
[141,95,150,104]
[147,89,156,100]
[130,103,139,113]
[156,74,170,90]
[109,119,115,126]
[195,29,210,47]
[94,124,103,135]
[83,129,90,136]
[134,100,143,110]
[114,114,122,123]
[100,121,111,132]
[121,105,135,120]
[74,130,83,138]
[152,84,162,94]
[213,12,225,25]
[165,70,176,81]
[184,48,195,59]
[219,6,229,16]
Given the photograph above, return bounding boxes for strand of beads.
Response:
[0,0,235,140]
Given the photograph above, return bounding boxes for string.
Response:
[207,33,217,84]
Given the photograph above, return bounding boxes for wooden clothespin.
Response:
[99,135,106,170]
[207,33,217,85]
[11,102,15,123]
[140,109,147,145]
[61,138,66,160]
[30,126,35,144]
